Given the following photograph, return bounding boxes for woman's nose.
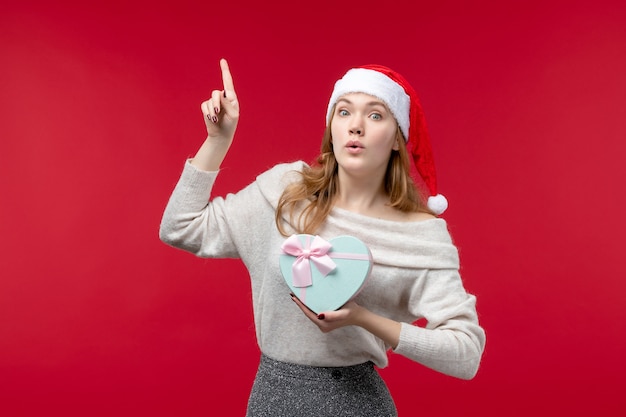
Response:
[349,122,363,136]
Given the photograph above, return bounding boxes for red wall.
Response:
[1,1,625,415]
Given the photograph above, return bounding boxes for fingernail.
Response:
[317,314,325,320]
[223,90,227,98]
[212,115,218,123]
[214,107,220,115]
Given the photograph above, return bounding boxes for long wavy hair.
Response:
[275,111,433,237]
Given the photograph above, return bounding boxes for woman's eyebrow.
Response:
[336,98,387,107]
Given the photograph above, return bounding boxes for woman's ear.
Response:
[392,128,404,151]
[392,136,401,151]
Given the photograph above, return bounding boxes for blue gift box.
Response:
[280,234,372,314]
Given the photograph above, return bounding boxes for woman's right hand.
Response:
[200,58,240,144]
[191,59,240,171]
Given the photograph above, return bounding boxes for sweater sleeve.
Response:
[393,267,486,380]
[159,160,248,258]
[159,160,304,259]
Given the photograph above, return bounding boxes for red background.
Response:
[1,1,625,415]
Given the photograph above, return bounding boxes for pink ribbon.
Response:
[281,235,337,288]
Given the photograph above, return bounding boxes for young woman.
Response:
[160,59,485,416]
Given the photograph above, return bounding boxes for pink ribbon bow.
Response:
[281,235,337,288]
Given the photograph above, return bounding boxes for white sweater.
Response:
[159,160,486,379]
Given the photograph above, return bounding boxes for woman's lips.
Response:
[346,140,364,151]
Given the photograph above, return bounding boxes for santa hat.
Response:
[326,65,448,215]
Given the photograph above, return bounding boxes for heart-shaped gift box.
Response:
[279,234,372,314]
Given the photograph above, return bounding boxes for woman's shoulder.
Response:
[253,160,308,206]
[257,160,307,178]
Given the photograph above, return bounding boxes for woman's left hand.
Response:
[290,293,402,348]
[290,295,364,333]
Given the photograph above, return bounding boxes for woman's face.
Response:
[330,93,399,180]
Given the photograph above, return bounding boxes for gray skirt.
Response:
[246,354,398,417]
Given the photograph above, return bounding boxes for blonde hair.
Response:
[275,111,433,236]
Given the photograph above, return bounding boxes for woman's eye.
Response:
[370,113,382,120]
[338,109,349,116]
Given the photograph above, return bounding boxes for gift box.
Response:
[279,234,372,314]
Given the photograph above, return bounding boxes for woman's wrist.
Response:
[353,305,402,349]
[190,136,233,171]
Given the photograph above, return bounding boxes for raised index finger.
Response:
[220,58,235,96]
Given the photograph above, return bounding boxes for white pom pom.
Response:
[428,194,448,215]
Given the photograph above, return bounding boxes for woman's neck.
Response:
[331,169,435,222]
[333,172,388,215]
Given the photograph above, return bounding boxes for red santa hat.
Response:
[326,65,448,215]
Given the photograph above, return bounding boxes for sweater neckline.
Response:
[330,206,443,228]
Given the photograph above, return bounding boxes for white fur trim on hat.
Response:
[326,68,411,141]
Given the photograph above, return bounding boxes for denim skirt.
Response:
[245,354,398,417]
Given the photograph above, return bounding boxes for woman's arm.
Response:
[158,59,241,256]
[291,269,485,380]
